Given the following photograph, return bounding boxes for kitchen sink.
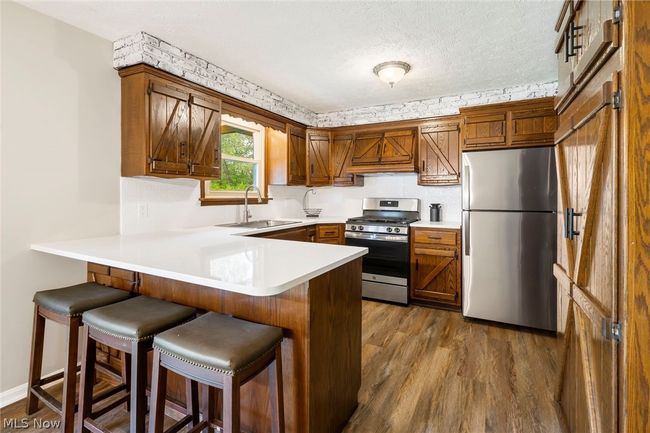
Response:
[217,219,302,229]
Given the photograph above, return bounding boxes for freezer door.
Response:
[462,147,557,211]
[462,210,557,331]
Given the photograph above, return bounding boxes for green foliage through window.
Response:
[209,128,258,192]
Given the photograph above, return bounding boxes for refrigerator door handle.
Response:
[463,212,470,256]
[463,164,470,209]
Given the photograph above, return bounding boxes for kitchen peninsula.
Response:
[31,224,367,433]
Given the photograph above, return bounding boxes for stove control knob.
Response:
[351,225,357,231]
[394,227,401,233]
[358,225,364,231]
[386,227,393,233]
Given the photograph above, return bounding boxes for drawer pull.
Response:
[429,236,442,240]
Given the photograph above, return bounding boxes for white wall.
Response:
[121,176,461,235]
[0,1,120,394]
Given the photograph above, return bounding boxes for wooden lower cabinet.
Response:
[252,224,345,245]
[409,228,461,308]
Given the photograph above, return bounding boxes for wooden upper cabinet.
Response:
[267,125,307,186]
[381,129,417,163]
[554,0,621,113]
[148,80,191,176]
[460,98,557,151]
[120,66,222,180]
[188,93,221,178]
[306,129,331,186]
[510,106,557,147]
[348,127,417,173]
[332,133,363,186]
[418,120,461,185]
[351,132,382,165]
[462,111,506,149]
[287,126,307,185]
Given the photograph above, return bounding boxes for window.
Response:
[202,114,266,202]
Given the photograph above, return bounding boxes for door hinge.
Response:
[613,90,622,110]
[613,4,622,24]
[602,319,622,343]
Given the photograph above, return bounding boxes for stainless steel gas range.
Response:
[344,198,420,304]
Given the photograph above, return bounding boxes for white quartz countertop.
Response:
[31,221,366,297]
[410,220,462,230]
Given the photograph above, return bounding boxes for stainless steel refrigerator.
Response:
[462,147,557,331]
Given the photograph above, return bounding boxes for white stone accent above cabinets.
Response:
[113,32,319,126]
[113,32,558,128]
[315,81,558,127]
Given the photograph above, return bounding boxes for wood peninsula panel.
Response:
[87,259,362,433]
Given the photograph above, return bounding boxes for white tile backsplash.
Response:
[120,175,461,235]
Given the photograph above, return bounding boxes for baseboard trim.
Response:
[0,368,64,408]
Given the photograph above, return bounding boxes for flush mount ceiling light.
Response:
[373,61,411,88]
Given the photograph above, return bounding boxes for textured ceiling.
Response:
[19,0,560,113]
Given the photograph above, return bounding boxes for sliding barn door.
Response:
[554,78,620,433]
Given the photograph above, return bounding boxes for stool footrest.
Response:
[83,418,107,433]
[90,393,129,419]
[164,414,195,433]
[91,383,128,406]
[184,420,210,433]
[30,386,63,414]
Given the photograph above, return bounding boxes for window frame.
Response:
[200,114,269,206]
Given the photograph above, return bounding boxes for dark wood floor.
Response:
[344,301,562,433]
[1,301,562,433]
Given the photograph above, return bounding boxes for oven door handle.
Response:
[344,231,409,243]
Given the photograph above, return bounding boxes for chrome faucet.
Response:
[244,185,262,223]
[303,188,316,210]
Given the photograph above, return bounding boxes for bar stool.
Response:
[149,312,285,433]
[77,296,196,433]
[27,282,132,433]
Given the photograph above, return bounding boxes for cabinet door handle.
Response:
[310,163,314,175]
[415,258,419,271]
[564,207,582,240]
[422,160,426,172]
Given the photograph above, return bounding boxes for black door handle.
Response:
[564,207,582,240]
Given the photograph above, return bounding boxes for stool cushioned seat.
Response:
[82,296,195,341]
[33,283,131,317]
[154,312,283,374]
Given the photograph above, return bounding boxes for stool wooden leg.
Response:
[269,345,285,433]
[201,386,217,433]
[60,316,81,433]
[77,326,96,433]
[130,341,148,433]
[186,379,200,426]
[222,375,240,433]
[26,305,45,415]
[122,352,131,410]
[148,349,168,433]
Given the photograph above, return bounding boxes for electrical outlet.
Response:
[137,203,149,218]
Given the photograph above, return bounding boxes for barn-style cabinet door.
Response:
[306,129,331,186]
[554,77,620,433]
[287,125,307,185]
[148,80,191,176]
[188,93,221,178]
[332,133,363,186]
[418,121,461,185]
